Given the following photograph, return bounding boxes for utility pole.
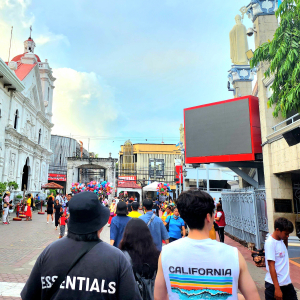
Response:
[153,159,157,182]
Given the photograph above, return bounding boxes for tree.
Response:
[7,181,18,192]
[251,0,300,118]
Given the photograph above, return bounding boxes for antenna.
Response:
[29,25,32,39]
[8,26,13,62]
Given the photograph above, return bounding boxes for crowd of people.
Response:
[2,188,297,300]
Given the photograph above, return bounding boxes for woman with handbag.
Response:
[54,199,62,230]
[163,207,185,243]
[108,199,117,226]
[215,203,226,243]
[25,194,32,221]
[46,196,55,224]
[2,191,10,225]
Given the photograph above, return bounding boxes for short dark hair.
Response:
[67,231,99,241]
[143,199,153,210]
[132,202,139,211]
[274,217,294,233]
[177,190,215,230]
[216,203,223,212]
[116,201,128,216]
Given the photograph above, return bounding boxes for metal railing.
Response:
[272,113,300,132]
[221,189,268,249]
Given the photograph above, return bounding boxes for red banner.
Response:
[48,173,66,182]
[175,166,183,184]
[118,176,137,185]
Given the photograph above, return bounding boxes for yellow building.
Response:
[119,140,181,189]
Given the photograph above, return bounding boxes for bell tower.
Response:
[24,26,36,53]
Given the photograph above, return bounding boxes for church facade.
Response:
[0,36,55,194]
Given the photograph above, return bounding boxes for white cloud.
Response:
[35,32,70,46]
[51,68,118,140]
[0,0,69,61]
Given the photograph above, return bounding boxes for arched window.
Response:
[38,129,42,145]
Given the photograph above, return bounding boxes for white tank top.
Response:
[161,238,239,300]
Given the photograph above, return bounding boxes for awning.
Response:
[42,182,64,189]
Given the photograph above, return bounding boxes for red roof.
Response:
[6,62,36,81]
[117,181,142,189]
[12,53,41,63]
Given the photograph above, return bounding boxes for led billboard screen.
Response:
[184,96,262,164]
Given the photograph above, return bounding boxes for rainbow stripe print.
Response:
[170,274,233,300]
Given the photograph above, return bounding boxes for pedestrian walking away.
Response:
[215,203,226,243]
[119,218,160,300]
[21,191,141,300]
[154,189,260,300]
[46,195,54,224]
[128,201,142,218]
[54,199,62,230]
[265,217,298,300]
[110,201,131,247]
[2,191,10,224]
[139,199,169,251]
[163,207,186,243]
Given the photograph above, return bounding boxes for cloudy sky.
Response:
[0,0,255,157]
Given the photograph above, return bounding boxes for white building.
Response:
[0,35,55,194]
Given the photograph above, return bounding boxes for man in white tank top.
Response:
[154,190,260,300]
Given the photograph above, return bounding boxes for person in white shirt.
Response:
[265,217,297,300]
[154,189,260,300]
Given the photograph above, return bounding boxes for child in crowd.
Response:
[59,212,67,239]
[265,217,297,300]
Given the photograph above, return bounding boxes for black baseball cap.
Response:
[68,192,110,234]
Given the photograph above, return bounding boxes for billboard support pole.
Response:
[229,167,259,189]
[206,165,210,194]
[196,168,199,189]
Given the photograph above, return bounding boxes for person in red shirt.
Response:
[59,212,67,238]
[215,203,226,243]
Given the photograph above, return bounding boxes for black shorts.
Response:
[265,282,298,300]
[47,210,53,215]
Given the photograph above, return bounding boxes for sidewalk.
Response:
[222,234,300,299]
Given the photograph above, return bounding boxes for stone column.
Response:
[229,65,254,98]
[247,1,294,233]
[66,164,74,194]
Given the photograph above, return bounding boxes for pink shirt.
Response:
[4,196,10,203]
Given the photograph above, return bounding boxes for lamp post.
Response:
[182,169,187,191]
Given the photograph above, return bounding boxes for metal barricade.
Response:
[221,189,268,249]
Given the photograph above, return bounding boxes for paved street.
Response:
[0,210,299,299]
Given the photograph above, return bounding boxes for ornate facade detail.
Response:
[246,0,277,22]
[9,152,16,179]
[228,65,256,84]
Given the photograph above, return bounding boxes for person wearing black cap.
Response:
[21,192,141,300]
[110,201,131,248]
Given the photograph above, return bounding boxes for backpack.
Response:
[123,251,156,300]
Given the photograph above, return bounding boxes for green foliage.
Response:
[7,181,18,191]
[251,0,300,118]
[0,182,6,197]
[49,189,57,197]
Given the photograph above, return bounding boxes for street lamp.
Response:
[182,169,187,191]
